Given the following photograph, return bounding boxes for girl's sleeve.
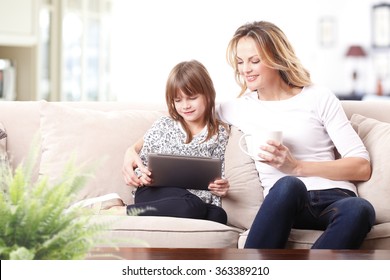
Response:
[139,116,167,164]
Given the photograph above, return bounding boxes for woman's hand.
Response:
[259,140,371,181]
[208,178,230,197]
[259,140,300,175]
[121,138,152,187]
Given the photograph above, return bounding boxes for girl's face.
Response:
[236,37,279,92]
[174,90,207,128]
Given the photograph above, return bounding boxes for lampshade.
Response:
[345,45,367,57]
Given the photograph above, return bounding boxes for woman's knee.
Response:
[271,176,307,198]
[264,176,307,211]
[337,197,376,227]
[350,198,376,226]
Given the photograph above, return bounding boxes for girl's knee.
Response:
[206,204,227,224]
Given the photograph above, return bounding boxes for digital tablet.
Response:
[147,153,222,190]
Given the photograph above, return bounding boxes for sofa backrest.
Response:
[0,101,42,176]
[0,101,165,174]
[0,101,166,205]
[341,100,390,123]
[1,99,390,228]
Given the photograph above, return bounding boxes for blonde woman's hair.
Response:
[165,60,224,143]
[226,21,312,96]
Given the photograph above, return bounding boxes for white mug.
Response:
[239,130,283,161]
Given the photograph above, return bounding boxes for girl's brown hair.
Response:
[166,60,223,143]
[226,21,312,96]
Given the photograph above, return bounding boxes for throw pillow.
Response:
[350,114,390,223]
[223,126,263,230]
[1,122,11,191]
[0,123,6,151]
[39,101,164,205]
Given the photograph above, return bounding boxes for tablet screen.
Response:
[147,153,222,190]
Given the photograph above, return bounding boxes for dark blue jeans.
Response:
[127,186,227,224]
[244,176,375,249]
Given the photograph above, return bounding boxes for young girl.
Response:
[122,60,230,224]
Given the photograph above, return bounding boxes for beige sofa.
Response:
[1,99,390,249]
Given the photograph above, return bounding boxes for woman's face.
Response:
[236,37,279,92]
[173,90,207,128]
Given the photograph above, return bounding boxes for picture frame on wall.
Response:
[319,17,336,47]
[372,3,390,48]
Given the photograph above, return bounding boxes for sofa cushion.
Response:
[223,126,263,230]
[350,114,390,223]
[94,215,243,248]
[39,101,164,205]
[238,223,390,249]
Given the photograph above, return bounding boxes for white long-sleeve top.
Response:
[217,85,369,197]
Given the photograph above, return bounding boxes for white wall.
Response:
[111,0,386,103]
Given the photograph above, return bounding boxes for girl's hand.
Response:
[208,178,230,197]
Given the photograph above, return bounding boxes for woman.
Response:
[218,21,375,248]
[122,60,230,224]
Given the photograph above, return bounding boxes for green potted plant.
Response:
[0,147,107,260]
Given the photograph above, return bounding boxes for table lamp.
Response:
[345,45,367,96]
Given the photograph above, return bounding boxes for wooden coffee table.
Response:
[87,247,390,260]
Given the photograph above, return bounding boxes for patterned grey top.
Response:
[137,116,229,206]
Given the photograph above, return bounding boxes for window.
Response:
[38,0,113,101]
[372,3,390,48]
